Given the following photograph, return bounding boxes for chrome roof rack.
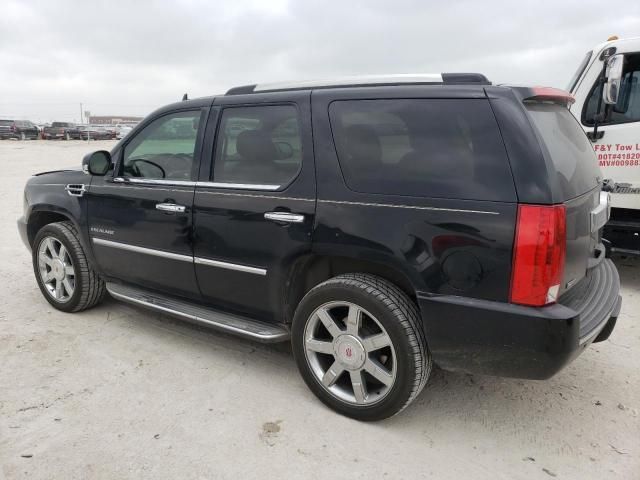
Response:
[225,73,490,95]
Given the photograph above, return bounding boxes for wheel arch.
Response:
[27,210,76,247]
[282,254,422,325]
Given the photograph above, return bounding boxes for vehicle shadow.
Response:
[612,253,640,288]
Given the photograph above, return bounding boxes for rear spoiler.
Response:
[522,87,575,107]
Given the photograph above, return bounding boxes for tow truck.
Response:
[567,35,640,255]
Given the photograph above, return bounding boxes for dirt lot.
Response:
[1,140,639,479]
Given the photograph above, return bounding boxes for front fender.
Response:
[23,180,101,275]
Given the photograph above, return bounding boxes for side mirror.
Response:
[82,150,112,176]
[603,54,624,105]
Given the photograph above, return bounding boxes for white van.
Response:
[567,36,640,255]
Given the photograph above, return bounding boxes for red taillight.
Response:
[510,204,566,307]
[10,124,16,132]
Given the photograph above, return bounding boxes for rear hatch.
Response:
[524,98,607,298]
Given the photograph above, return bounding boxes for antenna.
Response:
[182,93,188,101]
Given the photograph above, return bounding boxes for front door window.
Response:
[122,111,202,181]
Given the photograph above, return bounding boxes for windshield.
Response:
[567,50,592,93]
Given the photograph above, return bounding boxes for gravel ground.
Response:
[1,140,639,480]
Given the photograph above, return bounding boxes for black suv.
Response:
[0,119,39,140]
[18,74,622,420]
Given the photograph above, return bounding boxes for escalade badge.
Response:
[90,226,115,235]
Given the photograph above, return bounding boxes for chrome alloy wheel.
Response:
[303,301,397,406]
[37,236,75,302]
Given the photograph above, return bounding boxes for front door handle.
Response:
[264,212,305,224]
[156,203,186,213]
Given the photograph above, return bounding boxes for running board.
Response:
[106,282,290,343]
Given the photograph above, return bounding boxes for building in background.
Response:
[89,115,143,125]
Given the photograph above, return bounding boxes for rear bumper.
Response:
[418,259,621,379]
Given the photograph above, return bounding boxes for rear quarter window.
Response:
[526,104,601,199]
[328,99,516,201]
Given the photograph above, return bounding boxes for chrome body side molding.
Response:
[194,257,267,276]
[111,177,281,191]
[92,237,267,275]
[317,199,500,215]
[92,237,193,262]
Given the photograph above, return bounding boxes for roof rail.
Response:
[225,72,490,95]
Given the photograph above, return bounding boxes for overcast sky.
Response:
[1,0,639,123]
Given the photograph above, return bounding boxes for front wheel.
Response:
[32,221,106,312]
[291,274,431,421]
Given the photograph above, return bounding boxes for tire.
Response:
[65,132,71,141]
[32,221,106,313]
[20,132,26,141]
[291,273,431,421]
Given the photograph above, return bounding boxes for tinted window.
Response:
[52,122,72,127]
[527,104,600,197]
[584,53,640,125]
[213,105,302,186]
[329,99,514,200]
[122,110,201,180]
[0,120,13,126]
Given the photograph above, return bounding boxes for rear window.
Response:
[52,122,71,127]
[328,99,515,201]
[0,120,13,126]
[526,104,600,198]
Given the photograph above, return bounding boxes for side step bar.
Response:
[106,282,290,343]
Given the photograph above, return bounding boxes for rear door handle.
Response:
[264,212,305,224]
[156,203,186,213]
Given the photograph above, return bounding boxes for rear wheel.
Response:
[65,132,71,140]
[292,274,431,421]
[20,132,26,141]
[33,221,106,312]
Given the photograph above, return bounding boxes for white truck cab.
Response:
[568,36,640,254]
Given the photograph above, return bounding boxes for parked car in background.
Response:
[116,125,133,139]
[0,119,39,140]
[99,125,119,139]
[78,125,117,140]
[43,122,81,140]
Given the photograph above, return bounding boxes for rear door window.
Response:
[212,105,302,187]
[328,99,515,201]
